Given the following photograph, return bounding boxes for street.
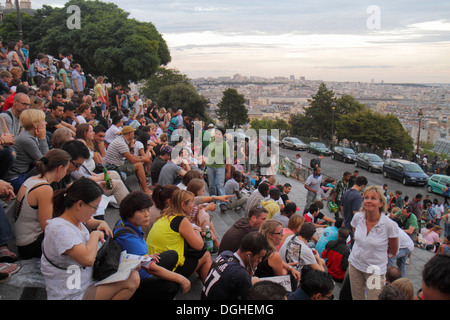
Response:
[278,145,445,204]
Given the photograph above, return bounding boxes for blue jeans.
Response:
[387,247,411,278]
[0,206,14,246]
[207,166,225,202]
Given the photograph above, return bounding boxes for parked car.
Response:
[332,146,357,163]
[382,159,429,186]
[259,135,279,145]
[426,174,450,194]
[281,137,307,150]
[307,142,332,156]
[354,153,384,173]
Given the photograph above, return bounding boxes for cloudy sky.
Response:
[32,1,450,83]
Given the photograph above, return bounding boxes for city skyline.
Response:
[32,0,450,84]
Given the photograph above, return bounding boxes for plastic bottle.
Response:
[205,225,213,252]
[103,167,113,190]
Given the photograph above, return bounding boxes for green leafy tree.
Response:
[216,88,249,129]
[250,118,290,132]
[0,0,170,85]
[336,110,413,153]
[156,83,209,120]
[140,67,191,100]
[290,83,366,140]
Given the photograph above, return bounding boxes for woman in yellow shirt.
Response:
[147,189,212,283]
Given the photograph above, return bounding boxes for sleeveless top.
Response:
[255,247,276,278]
[147,215,186,269]
[15,178,49,246]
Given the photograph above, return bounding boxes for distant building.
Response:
[433,138,450,157]
[0,0,35,21]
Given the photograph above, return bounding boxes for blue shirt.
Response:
[71,69,83,92]
[114,220,152,279]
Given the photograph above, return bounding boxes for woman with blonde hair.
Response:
[51,127,74,148]
[5,109,48,192]
[147,189,212,283]
[348,185,399,300]
[94,76,107,113]
[30,96,45,111]
[256,219,301,282]
[391,278,414,300]
[423,225,442,252]
[277,213,305,251]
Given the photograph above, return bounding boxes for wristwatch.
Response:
[212,195,215,201]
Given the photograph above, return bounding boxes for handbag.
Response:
[92,235,123,281]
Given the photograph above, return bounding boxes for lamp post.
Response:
[331,101,336,148]
[416,108,424,155]
[15,0,23,41]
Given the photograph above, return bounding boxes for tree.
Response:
[289,83,366,140]
[156,83,209,120]
[140,67,191,100]
[216,88,249,129]
[250,118,290,132]
[336,110,414,153]
[0,0,170,85]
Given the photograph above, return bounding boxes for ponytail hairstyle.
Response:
[52,178,103,218]
[151,184,179,210]
[160,189,194,218]
[36,149,71,178]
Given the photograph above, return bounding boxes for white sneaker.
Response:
[406,258,411,265]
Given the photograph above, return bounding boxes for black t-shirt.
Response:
[201,251,252,300]
[110,89,119,107]
[150,156,168,184]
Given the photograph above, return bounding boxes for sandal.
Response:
[0,247,18,263]
[0,262,21,276]
[0,272,10,284]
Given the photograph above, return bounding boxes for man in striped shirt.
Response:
[104,126,152,195]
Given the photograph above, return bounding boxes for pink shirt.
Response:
[424,230,441,246]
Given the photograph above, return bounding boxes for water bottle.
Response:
[103,167,113,190]
[205,225,213,252]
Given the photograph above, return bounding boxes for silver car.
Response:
[281,137,307,150]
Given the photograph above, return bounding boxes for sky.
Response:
[31,1,450,84]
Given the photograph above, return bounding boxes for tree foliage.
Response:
[216,88,249,129]
[336,110,414,153]
[250,118,290,132]
[0,0,170,85]
[140,67,191,99]
[289,83,367,140]
[156,83,209,120]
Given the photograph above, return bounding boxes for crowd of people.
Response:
[0,40,448,301]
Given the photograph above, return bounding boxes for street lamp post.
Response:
[416,108,424,155]
[331,101,336,148]
[15,0,23,41]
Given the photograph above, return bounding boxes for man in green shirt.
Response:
[391,204,419,242]
[205,127,231,213]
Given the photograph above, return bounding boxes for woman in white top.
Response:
[72,103,91,127]
[15,149,71,259]
[75,123,98,171]
[40,178,140,300]
[348,185,399,300]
